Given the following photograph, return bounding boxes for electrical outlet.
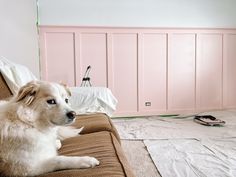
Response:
[145,102,151,106]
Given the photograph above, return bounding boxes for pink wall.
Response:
[139,33,167,112]
[39,26,236,116]
[168,34,196,111]
[196,34,223,110]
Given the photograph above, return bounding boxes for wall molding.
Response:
[39,26,236,116]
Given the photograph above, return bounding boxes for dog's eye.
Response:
[65,98,69,103]
[47,99,56,105]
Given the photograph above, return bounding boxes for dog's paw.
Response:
[56,139,62,149]
[80,156,100,168]
[73,126,84,135]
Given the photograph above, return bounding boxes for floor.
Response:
[121,140,161,177]
[114,110,236,177]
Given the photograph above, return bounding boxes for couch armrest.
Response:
[72,113,121,143]
[38,132,135,177]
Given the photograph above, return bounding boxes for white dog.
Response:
[0,81,99,177]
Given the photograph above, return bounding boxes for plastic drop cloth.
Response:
[113,110,236,177]
[144,138,236,177]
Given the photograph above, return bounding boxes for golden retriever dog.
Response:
[0,81,99,176]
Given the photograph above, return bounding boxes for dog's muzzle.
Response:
[66,111,76,121]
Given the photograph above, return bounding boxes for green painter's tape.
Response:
[159,114,180,117]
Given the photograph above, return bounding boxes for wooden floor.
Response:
[121,140,161,177]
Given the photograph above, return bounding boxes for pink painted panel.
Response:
[139,33,167,111]
[78,33,107,87]
[223,34,236,108]
[168,34,196,110]
[43,32,75,86]
[39,26,236,116]
[196,34,223,109]
[111,34,138,113]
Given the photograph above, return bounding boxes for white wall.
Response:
[0,0,40,77]
[38,0,236,28]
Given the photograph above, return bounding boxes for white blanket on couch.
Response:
[0,57,37,94]
[0,57,117,116]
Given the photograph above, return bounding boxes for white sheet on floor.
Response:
[113,110,236,177]
[144,138,236,177]
[112,110,236,139]
[69,87,117,116]
[0,57,37,94]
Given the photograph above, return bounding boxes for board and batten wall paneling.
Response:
[168,34,196,110]
[223,34,236,108]
[196,34,223,110]
[39,27,236,116]
[111,33,138,114]
[139,33,167,112]
[42,32,76,86]
[78,33,108,87]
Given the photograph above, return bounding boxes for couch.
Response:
[0,73,135,177]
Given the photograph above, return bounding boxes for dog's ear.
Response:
[16,81,39,105]
[60,82,71,96]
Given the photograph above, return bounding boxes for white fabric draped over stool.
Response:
[69,87,117,117]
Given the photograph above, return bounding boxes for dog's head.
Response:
[15,81,76,127]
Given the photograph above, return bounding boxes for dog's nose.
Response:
[66,111,76,120]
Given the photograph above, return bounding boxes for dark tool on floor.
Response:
[194,115,225,126]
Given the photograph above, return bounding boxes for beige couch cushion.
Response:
[72,113,121,143]
[39,131,135,177]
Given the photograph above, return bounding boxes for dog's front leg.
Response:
[32,156,99,176]
[50,156,99,169]
[55,139,62,149]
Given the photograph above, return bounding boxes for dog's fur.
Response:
[0,81,99,176]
